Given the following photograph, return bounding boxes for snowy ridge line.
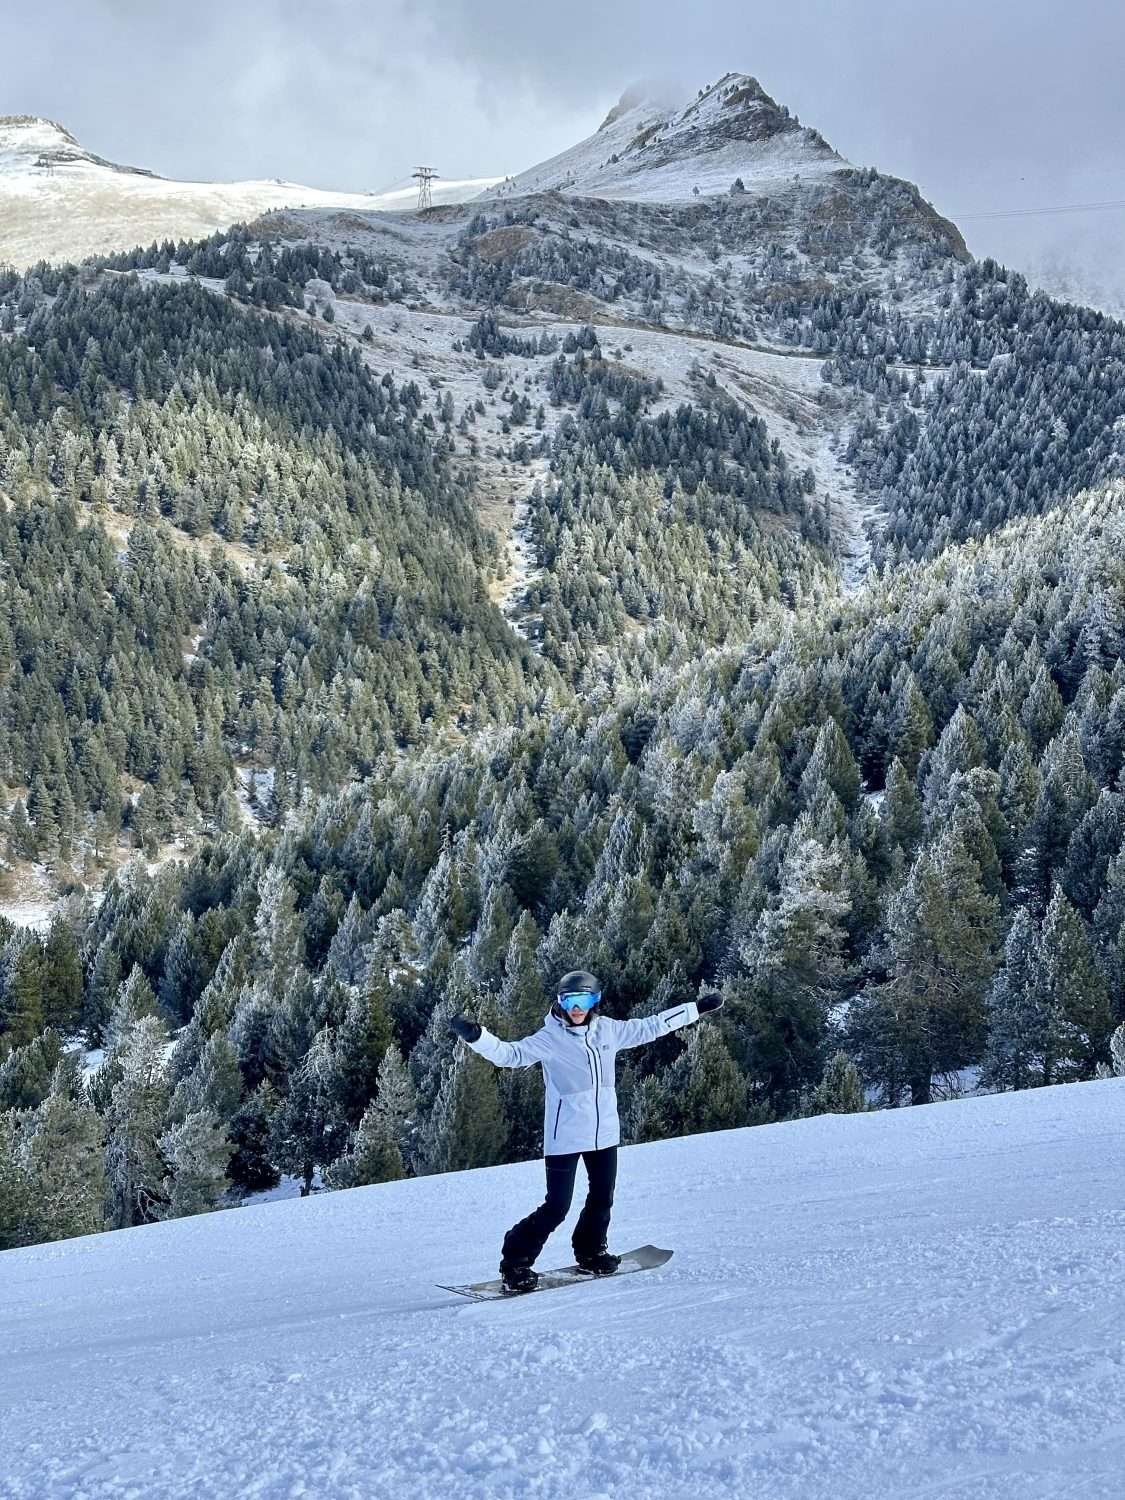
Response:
[0,115,505,271]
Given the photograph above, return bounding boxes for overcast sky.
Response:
[5,0,1124,295]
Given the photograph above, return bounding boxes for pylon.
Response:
[412,167,439,211]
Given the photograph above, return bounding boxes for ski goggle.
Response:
[558,990,600,1013]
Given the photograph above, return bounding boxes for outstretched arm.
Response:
[449,1015,554,1070]
[611,993,723,1051]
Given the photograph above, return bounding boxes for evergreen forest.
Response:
[3,182,1125,1251]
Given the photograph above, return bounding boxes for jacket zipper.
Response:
[552,1099,562,1141]
[584,1032,601,1150]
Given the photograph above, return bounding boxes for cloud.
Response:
[2,0,1123,290]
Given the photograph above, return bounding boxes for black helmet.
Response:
[553,969,602,1024]
[556,970,601,996]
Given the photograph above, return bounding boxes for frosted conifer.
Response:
[159,1109,232,1217]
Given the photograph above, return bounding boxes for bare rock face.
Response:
[471,226,539,264]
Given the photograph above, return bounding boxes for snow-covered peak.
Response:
[0,115,80,153]
[594,78,683,133]
[0,114,158,180]
[485,70,846,204]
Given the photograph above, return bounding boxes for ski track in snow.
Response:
[2,1080,1124,1498]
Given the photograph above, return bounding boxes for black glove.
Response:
[697,993,724,1014]
[449,1015,482,1043]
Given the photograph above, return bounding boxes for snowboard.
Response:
[438,1244,673,1300]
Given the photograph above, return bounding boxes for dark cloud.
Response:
[3,0,1123,288]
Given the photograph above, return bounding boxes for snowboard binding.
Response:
[500,1263,539,1294]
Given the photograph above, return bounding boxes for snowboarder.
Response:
[448,970,724,1293]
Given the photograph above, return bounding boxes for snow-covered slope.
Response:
[0,116,501,270]
[2,1079,1122,1498]
[485,72,846,203]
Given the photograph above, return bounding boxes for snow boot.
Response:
[574,1247,621,1276]
[500,1262,539,1294]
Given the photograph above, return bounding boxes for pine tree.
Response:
[882,757,923,860]
[106,968,159,1055]
[1020,665,1065,755]
[1061,791,1125,920]
[622,1071,674,1144]
[169,1031,242,1125]
[809,1051,866,1114]
[1038,886,1113,1081]
[269,1027,349,1194]
[0,933,45,1049]
[408,983,464,1119]
[195,933,252,1037]
[1111,1023,1125,1078]
[254,865,304,987]
[982,905,1046,1091]
[228,1082,281,1192]
[935,771,1005,901]
[740,836,852,1112]
[85,936,123,1046]
[921,705,984,821]
[230,981,286,1093]
[497,910,546,1032]
[799,718,862,811]
[334,983,393,1126]
[105,1016,172,1228]
[468,882,518,991]
[0,1027,65,1112]
[997,737,1041,860]
[874,816,1002,1104]
[326,1098,405,1188]
[667,1022,747,1134]
[159,1109,233,1217]
[419,1047,507,1174]
[324,893,368,986]
[1018,730,1098,911]
[22,1070,107,1241]
[41,919,83,1034]
[0,1110,33,1250]
[159,912,199,1023]
[7,799,35,861]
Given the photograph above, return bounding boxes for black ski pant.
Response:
[501,1146,618,1268]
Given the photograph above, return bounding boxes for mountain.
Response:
[486,72,843,203]
[0,115,501,270]
[3,1077,1122,1498]
[3,66,1125,1306]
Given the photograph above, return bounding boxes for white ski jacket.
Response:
[468,1002,702,1155]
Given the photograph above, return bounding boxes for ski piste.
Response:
[438,1244,673,1300]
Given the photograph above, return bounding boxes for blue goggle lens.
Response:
[558,991,600,1012]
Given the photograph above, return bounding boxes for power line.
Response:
[958,197,1125,221]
